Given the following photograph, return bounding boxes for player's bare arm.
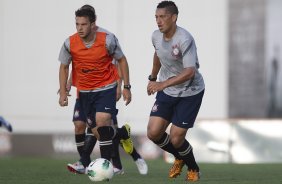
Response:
[147,67,195,95]
[116,64,122,101]
[59,63,70,106]
[57,71,72,96]
[66,72,72,92]
[117,56,131,105]
[147,52,161,95]
[150,52,161,79]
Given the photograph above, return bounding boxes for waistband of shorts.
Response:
[79,82,117,93]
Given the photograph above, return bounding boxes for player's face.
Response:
[75,16,94,39]
[155,8,176,34]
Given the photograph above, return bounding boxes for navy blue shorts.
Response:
[72,98,87,122]
[79,86,117,128]
[150,90,204,129]
[112,109,118,125]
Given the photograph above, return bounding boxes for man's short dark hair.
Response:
[75,6,96,23]
[157,1,178,15]
[81,4,96,18]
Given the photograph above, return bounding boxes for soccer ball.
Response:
[87,158,114,182]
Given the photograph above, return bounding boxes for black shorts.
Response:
[79,86,117,128]
[112,109,118,125]
[150,90,204,129]
[73,98,119,126]
[72,98,87,122]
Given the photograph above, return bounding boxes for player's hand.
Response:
[59,92,68,106]
[123,89,132,106]
[147,81,156,95]
[147,81,165,95]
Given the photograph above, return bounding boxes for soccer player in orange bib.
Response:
[58,5,131,171]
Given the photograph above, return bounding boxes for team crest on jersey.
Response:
[151,104,159,112]
[171,44,181,59]
[74,110,79,118]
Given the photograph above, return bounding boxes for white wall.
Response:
[0,0,228,133]
[266,0,282,110]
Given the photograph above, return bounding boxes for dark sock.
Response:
[111,135,122,169]
[176,140,199,171]
[153,132,181,159]
[116,127,128,139]
[130,147,141,161]
[84,128,97,155]
[80,151,91,168]
[99,142,113,161]
[80,128,97,167]
[75,133,85,158]
[98,126,114,161]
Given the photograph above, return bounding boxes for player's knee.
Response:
[170,136,184,148]
[147,129,161,142]
[74,121,86,134]
[97,126,115,141]
[147,119,167,141]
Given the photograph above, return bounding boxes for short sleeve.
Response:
[58,38,72,65]
[106,34,124,60]
[181,39,198,68]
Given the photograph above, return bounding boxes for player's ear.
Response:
[172,14,177,22]
[91,22,96,29]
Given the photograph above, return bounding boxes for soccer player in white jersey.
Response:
[147,1,205,182]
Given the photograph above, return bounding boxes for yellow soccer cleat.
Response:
[168,159,184,178]
[120,124,134,154]
[186,170,201,182]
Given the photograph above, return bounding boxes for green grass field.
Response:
[1,157,282,184]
